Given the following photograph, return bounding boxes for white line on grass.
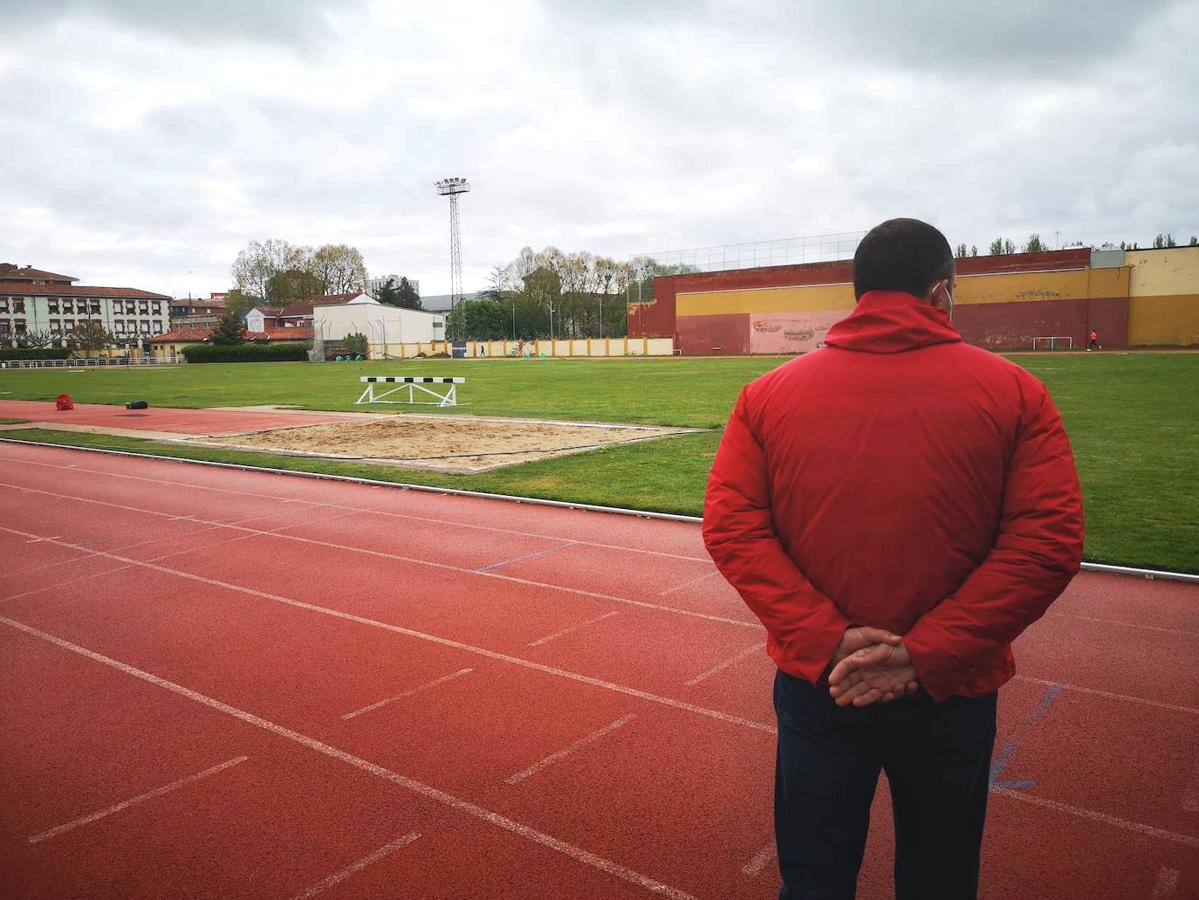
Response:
[0,526,777,736]
[342,669,474,721]
[290,832,421,899]
[29,756,248,843]
[741,841,777,876]
[0,616,695,900]
[527,612,620,648]
[989,788,1199,848]
[684,642,766,687]
[506,715,637,785]
[0,483,757,630]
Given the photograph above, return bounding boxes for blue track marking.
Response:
[989,682,1063,790]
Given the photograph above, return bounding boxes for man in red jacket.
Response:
[703,218,1084,899]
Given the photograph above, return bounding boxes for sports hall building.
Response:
[629,245,1199,355]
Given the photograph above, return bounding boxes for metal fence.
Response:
[0,357,183,369]
[630,230,867,275]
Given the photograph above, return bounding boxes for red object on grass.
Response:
[55,393,74,411]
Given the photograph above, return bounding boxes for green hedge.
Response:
[181,342,309,363]
[0,348,71,361]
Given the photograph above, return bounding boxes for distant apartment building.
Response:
[0,263,170,345]
[170,296,226,327]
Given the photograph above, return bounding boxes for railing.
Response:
[0,356,183,369]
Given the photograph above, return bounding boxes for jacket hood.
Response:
[823,290,962,354]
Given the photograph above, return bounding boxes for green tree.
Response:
[988,238,1005,255]
[266,268,322,305]
[223,289,259,320]
[396,277,421,310]
[69,320,114,356]
[343,332,369,356]
[210,311,247,345]
[446,299,509,340]
[970,245,979,257]
[1153,233,1178,249]
[1023,234,1047,253]
[955,243,969,258]
[310,244,367,294]
[375,277,401,307]
[1190,236,1198,246]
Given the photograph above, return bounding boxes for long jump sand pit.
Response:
[197,414,700,473]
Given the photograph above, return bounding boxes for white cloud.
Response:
[1,0,1196,298]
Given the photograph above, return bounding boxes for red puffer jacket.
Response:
[703,291,1084,701]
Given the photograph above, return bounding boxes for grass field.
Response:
[1,354,1196,572]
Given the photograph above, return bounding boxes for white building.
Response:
[314,294,445,354]
[0,264,171,346]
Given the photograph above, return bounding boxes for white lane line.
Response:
[342,668,474,721]
[989,788,1199,848]
[1151,867,1180,899]
[527,612,620,648]
[1014,676,1199,716]
[1,457,710,562]
[0,483,756,630]
[290,832,421,899]
[684,642,766,687]
[0,617,695,900]
[0,510,360,607]
[506,715,637,785]
[1047,611,1199,638]
[28,756,248,844]
[0,527,776,736]
[658,570,720,597]
[741,841,776,876]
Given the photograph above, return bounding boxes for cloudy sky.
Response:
[2,0,1196,298]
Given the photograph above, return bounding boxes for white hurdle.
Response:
[356,376,465,407]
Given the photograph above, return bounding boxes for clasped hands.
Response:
[827,626,920,707]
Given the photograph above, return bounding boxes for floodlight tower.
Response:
[435,177,471,342]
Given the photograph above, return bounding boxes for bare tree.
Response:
[231,239,308,301]
[310,244,367,294]
[69,320,114,356]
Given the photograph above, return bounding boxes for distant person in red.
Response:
[1087,329,1102,351]
[703,218,1084,899]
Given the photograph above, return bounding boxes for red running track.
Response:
[0,441,1196,899]
[0,399,360,436]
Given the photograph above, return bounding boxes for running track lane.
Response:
[0,441,1196,899]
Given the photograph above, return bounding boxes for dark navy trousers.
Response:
[773,669,997,899]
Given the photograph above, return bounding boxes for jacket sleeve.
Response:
[703,389,850,683]
[904,382,1084,701]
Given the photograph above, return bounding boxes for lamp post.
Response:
[434,177,470,343]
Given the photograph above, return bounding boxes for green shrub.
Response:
[343,332,369,356]
[181,342,309,363]
[0,347,71,361]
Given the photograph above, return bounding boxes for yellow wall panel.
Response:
[1087,266,1130,299]
[1127,247,1199,297]
[1127,294,1199,346]
[954,270,1089,305]
[676,283,854,317]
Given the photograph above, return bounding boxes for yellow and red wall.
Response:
[630,247,1198,353]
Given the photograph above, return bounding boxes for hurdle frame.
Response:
[356,376,465,407]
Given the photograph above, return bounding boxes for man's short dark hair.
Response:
[852,218,954,300]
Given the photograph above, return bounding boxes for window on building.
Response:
[13,299,24,313]
[64,321,76,332]
[139,302,149,315]
[0,319,9,334]
[48,299,59,313]
[0,299,7,313]
[62,299,74,314]
[152,322,163,334]
[152,301,161,315]
[49,320,61,332]
[89,300,100,314]
[139,322,150,333]
[15,321,27,334]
